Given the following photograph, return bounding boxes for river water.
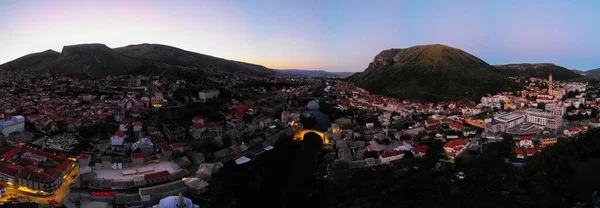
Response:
[307,100,330,132]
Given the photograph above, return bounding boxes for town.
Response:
[1,65,598,207]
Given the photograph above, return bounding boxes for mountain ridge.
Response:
[349,44,521,101]
[494,63,584,80]
[0,43,276,76]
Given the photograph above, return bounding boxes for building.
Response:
[548,73,553,95]
[163,124,185,142]
[495,112,525,129]
[132,153,146,166]
[523,108,563,130]
[0,115,25,136]
[379,151,403,164]
[540,133,558,147]
[198,89,220,102]
[545,102,566,117]
[443,139,471,160]
[410,145,429,158]
[0,184,5,197]
[152,192,199,208]
[485,112,524,134]
[519,136,534,148]
[151,93,166,108]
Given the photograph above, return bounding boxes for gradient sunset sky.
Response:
[1,0,599,72]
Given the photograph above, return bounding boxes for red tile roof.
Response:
[192,116,204,122]
[162,146,173,152]
[380,151,401,158]
[114,131,126,138]
[450,122,465,130]
[143,170,170,181]
[526,148,536,155]
[134,121,143,126]
[192,123,205,129]
[520,136,532,141]
[0,162,22,176]
[170,143,184,148]
[80,154,90,160]
[131,153,146,159]
[20,157,37,167]
[411,145,429,154]
[444,139,468,148]
[2,149,20,161]
[153,137,166,143]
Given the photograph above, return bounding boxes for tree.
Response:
[537,102,546,110]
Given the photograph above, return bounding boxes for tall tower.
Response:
[548,73,553,96]
[177,192,186,208]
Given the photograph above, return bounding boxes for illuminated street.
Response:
[1,163,79,205]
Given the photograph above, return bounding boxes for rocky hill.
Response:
[349,44,521,101]
[0,49,60,72]
[494,63,584,80]
[1,43,276,76]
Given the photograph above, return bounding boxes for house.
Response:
[425,120,441,128]
[131,153,146,166]
[540,133,558,147]
[589,120,600,128]
[143,170,170,184]
[152,137,168,150]
[443,139,470,160]
[133,121,143,132]
[192,116,205,125]
[563,127,580,137]
[379,151,404,164]
[170,143,185,153]
[526,148,536,157]
[257,116,273,129]
[189,123,206,140]
[519,136,534,148]
[110,131,127,146]
[410,145,429,158]
[515,149,525,159]
[449,122,465,131]
[162,146,173,157]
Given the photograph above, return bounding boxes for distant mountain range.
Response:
[275,69,354,76]
[571,68,600,79]
[0,43,279,76]
[349,44,522,101]
[0,43,355,77]
[494,63,584,80]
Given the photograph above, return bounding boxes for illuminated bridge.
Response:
[292,129,330,145]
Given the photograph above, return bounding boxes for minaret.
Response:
[177,192,186,208]
[548,73,553,96]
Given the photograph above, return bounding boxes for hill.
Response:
[114,44,275,75]
[571,69,588,76]
[48,43,145,76]
[1,43,276,76]
[494,63,584,80]
[348,44,521,101]
[276,69,354,76]
[0,49,60,72]
[582,68,600,79]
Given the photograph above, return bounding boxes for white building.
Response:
[0,115,25,136]
[495,112,525,129]
[198,89,220,102]
[523,108,563,130]
[545,102,566,117]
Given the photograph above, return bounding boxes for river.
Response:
[307,100,330,132]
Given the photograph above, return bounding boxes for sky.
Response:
[0,0,599,72]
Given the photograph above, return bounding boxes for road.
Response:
[1,163,80,205]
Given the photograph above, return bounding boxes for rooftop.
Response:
[92,161,179,181]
